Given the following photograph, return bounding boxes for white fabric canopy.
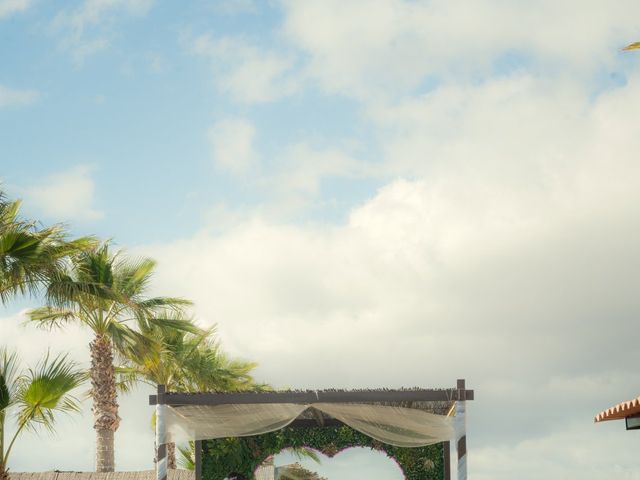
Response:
[165,403,308,442]
[165,403,453,447]
[314,403,453,447]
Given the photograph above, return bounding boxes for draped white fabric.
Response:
[165,404,308,443]
[314,403,453,447]
[165,403,453,447]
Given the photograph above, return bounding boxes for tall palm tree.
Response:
[0,347,83,480]
[0,190,95,303]
[27,243,194,472]
[119,316,259,468]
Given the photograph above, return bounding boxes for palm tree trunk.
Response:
[154,441,176,470]
[0,410,5,480]
[91,335,120,472]
[1,412,7,480]
[167,442,176,469]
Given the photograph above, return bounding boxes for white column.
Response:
[156,403,167,480]
[455,399,467,480]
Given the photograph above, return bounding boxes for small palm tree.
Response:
[0,347,83,480]
[0,191,95,303]
[119,316,259,468]
[277,463,327,480]
[27,243,194,472]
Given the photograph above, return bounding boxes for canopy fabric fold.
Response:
[165,402,454,447]
[165,404,308,443]
[313,402,453,447]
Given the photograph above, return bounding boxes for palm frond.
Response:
[113,257,157,297]
[0,347,20,411]
[27,306,78,330]
[141,312,202,336]
[0,191,96,304]
[114,366,142,394]
[177,441,195,470]
[15,351,83,433]
[106,321,138,354]
[287,447,320,463]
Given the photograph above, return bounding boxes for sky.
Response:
[1,0,640,478]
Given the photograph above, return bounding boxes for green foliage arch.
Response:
[203,425,444,480]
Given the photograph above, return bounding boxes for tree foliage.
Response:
[0,348,83,478]
[27,242,195,472]
[202,425,444,480]
[0,190,95,304]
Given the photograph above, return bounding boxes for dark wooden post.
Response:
[443,440,451,480]
[195,440,202,480]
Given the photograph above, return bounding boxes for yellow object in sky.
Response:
[623,42,640,51]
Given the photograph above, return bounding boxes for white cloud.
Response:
[473,421,640,480]
[139,168,639,475]
[206,120,369,216]
[260,143,368,216]
[207,118,259,174]
[136,69,640,478]
[273,143,365,195]
[0,0,31,18]
[24,165,103,221]
[52,0,154,63]
[189,33,301,104]
[0,84,38,107]
[281,0,640,100]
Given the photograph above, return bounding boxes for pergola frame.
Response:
[150,379,474,480]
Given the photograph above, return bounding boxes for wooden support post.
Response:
[195,440,202,480]
[455,379,467,480]
[156,385,168,480]
[443,440,451,480]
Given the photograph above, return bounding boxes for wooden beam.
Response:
[149,388,474,406]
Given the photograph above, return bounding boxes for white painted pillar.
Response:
[455,379,467,480]
[455,400,467,480]
[156,386,167,480]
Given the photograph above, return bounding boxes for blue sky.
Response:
[2,1,640,479]
[2,0,383,244]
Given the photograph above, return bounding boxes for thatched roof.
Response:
[9,471,193,480]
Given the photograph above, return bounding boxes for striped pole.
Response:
[455,379,467,480]
[156,385,167,480]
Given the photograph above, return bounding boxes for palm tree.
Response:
[0,190,95,304]
[119,316,259,468]
[276,463,327,480]
[0,347,83,480]
[27,243,194,472]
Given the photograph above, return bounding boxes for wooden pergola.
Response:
[150,379,474,480]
